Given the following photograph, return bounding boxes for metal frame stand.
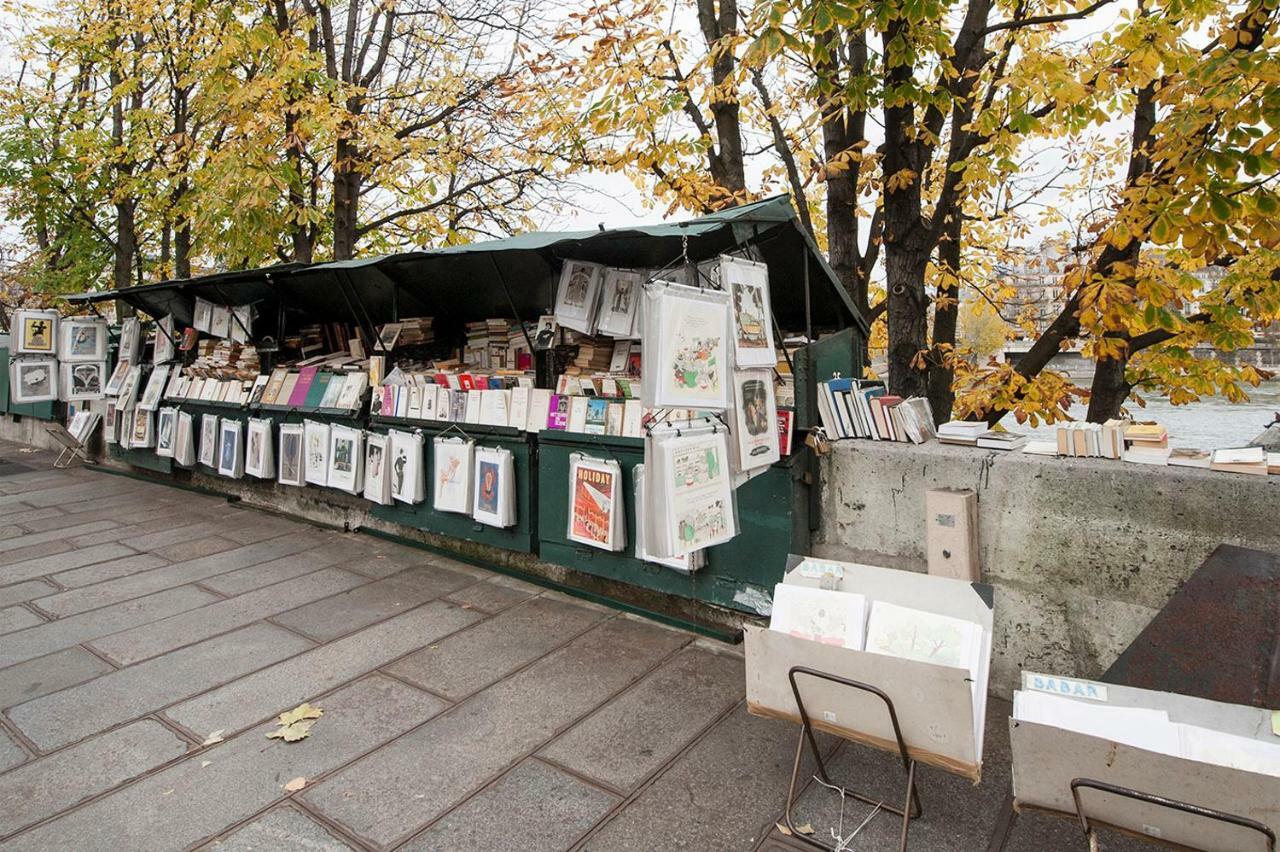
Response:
[1070,778,1276,852]
[45,424,91,469]
[782,666,923,852]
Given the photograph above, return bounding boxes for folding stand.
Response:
[1069,778,1276,852]
[45,424,92,469]
[782,666,923,852]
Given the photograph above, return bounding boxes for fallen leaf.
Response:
[796,823,815,836]
[283,776,307,792]
[200,760,211,768]
[201,730,224,746]
[266,719,315,742]
[277,703,323,727]
[775,822,792,837]
[163,789,174,796]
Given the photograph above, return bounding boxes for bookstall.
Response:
[62,196,868,626]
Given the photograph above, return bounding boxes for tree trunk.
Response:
[1086,350,1131,422]
[333,135,360,260]
[926,222,961,423]
[884,250,930,397]
[109,4,134,291]
[819,30,870,316]
[696,0,745,196]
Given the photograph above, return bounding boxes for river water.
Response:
[1009,381,1280,449]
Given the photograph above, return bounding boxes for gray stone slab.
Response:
[0,585,220,669]
[12,501,181,533]
[8,479,141,508]
[91,567,369,666]
[0,647,115,709]
[0,727,24,773]
[50,552,170,588]
[580,703,813,852]
[271,564,476,642]
[0,719,188,838]
[207,806,355,850]
[119,521,229,552]
[0,605,43,634]
[66,514,222,548]
[301,616,690,847]
[1,542,137,586]
[0,520,119,555]
[218,514,306,544]
[540,647,744,792]
[402,759,618,852]
[8,622,313,751]
[386,595,609,700]
[167,601,482,739]
[31,531,320,617]
[199,549,350,597]
[0,541,72,575]
[4,675,444,851]
[0,579,57,608]
[442,574,542,614]
[152,536,240,563]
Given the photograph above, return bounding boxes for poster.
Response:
[645,282,731,410]
[62,362,106,401]
[390,429,425,504]
[720,255,777,368]
[327,425,363,494]
[567,455,623,551]
[218,419,243,478]
[199,414,219,467]
[553,260,603,334]
[278,424,305,485]
[303,420,330,487]
[153,315,176,364]
[245,419,273,478]
[596,268,644,338]
[174,411,195,465]
[60,319,107,362]
[472,446,515,528]
[432,437,473,513]
[364,433,392,505]
[15,310,58,355]
[131,408,154,448]
[156,408,177,457]
[730,369,780,472]
[658,429,736,554]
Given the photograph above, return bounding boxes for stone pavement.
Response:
[0,442,1145,851]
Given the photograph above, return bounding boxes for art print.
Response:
[60,319,107,362]
[364,433,392,504]
[648,283,730,410]
[245,419,273,478]
[303,420,330,487]
[567,456,621,550]
[597,268,644,338]
[432,437,473,513]
[730,369,780,472]
[192,298,213,333]
[199,414,220,467]
[864,601,981,670]
[153,315,176,364]
[720,255,776,368]
[138,365,170,411]
[278,425,305,485]
[327,425,363,494]
[770,585,867,649]
[11,359,57,403]
[659,430,736,554]
[63,362,106,401]
[553,260,603,334]
[156,408,177,456]
[15,310,57,354]
[218,420,242,477]
[132,408,153,447]
[477,459,499,515]
[174,411,195,465]
[390,430,425,504]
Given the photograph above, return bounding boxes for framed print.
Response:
[131,408,154,448]
[389,429,425,504]
[729,369,781,473]
[192,297,213,333]
[199,413,220,467]
[472,446,515,528]
[115,366,143,408]
[118,408,134,449]
[278,423,305,486]
[652,428,736,555]
[364,433,392,505]
[155,407,178,457]
[552,260,604,335]
[14,309,58,355]
[174,411,196,466]
[104,400,120,445]
[244,418,274,479]
[642,281,731,410]
[66,410,100,445]
[596,268,644,338]
[303,420,330,487]
[432,436,473,513]
[229,305,253,344]
[59,318,108,362]
[327,425,363,494]
[105,359,131,396]
[10,358,57,403]
[567,454,624,551]
[153,315,176,364]
[217,419,243,478]
[62,361,106,401]
[118,316,143,363]
[720,255,777,368]
[137,364,170,411]
[210,304,231,339]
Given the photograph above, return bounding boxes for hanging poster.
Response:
[104,401,120,445]
[363,433,392,505]
[61,362,106,401]
[303,420,330,487]
[104,359,131,396]
[472,446,515,528]
[653,428,736,555]
[198,414,220,467]
[9,358,56,404]
[432,436,474,514]
[14,309,58,355]
[327,425,364,494]
[192,298,214,333]
[116,366,143,408]
[278,424,305,486]
[218,419,244,478]
[131,408,154,448]
[567,454,624,551]
[245,418,274,479]
[138,365,170,411]
[720,254,777,368]
[633,464,701,573]
[552,260,604,334]
[153,315,176,364]
[174,411,195,466]
[155,408,178,458]
[729,369,781,472]
[596,268,644,338]
[59,318,108,362]
[643,281,731,410]
[389,429,425,504]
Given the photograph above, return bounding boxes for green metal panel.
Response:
[107,444,173,474]
[367,421,536,554]
[536,431,806,614]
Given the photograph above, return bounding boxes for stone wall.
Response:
[813,440,1280,695]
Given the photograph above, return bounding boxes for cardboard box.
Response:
[745,556,994,782]
[925,488,980,581]
[1011,673,1279,850]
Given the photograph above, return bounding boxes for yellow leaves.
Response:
[886,168,917,193]
[267,702,323,743]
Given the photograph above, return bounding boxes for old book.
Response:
[1168,448,1212,469]
[1210,446,1268,476]
[567,395,589,433]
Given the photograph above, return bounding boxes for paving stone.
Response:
[167,601,482,739]
[218,514,307,544]
[50,552,170,588]
[208,806,356,850]
[67,514,222,548]
[0,647,115,709]
[8,622,313,751]
[31,531,320,617]
[1,542,137,586]
[0,585,220,669]
[271,564,476,642]
[0,727,24,773]
[199,549,350,596]
[402,759,618,852]
[8,479,143,508]
[152,536,240,563]
[0,605,43,634]
[442,574,542,614]
[540,647,744,792]
[12,501,182,533]
[0,541,73,574]
[386,595,609,700]
[0,499,38,517]
[0,719,188,838]
[0,579,57,608]
[91,567,370,666]
[0,520,119,556]
[119,521,230,552]
[580,704,815,852]
[4,675,444,851]
[301,616,689,848]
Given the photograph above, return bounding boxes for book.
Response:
[1124,422,1168,447]
[777,409,793,455]
[976,430,1027,451]
[1210,446,1268,476]
[937,420,987,446]
[1021,440,1059,456]
[528,389,552,432]
[287,367,316,408]
[546,394,569,430]
[1168,448,1212,469]
[1124,445,1172,465]
[567,395,589,433]
[622,399,643,438]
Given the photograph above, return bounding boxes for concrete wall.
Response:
[814,440,1280,695]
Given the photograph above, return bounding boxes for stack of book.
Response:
[1056,419,1126,459]
[396,317,435,347]
[1209,446,1269,476]
[506,322,533,371]
[1122,423,1171,465]
[566,334,616,373]
[816,378,936,443]
[186,340,260,380]
[1168,448,1212,468]
[937,421,988,446]
[464,319,509,369]
[975,430,1027,451]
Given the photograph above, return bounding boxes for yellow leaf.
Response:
[277,703,323,727]
[266,719,316,742]
[283,776,308,792]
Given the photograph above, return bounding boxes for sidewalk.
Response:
[0,442,1139,850]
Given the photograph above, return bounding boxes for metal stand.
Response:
[782,666,923,852]
[45,425,91,469]
[1070,778,1276,852]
